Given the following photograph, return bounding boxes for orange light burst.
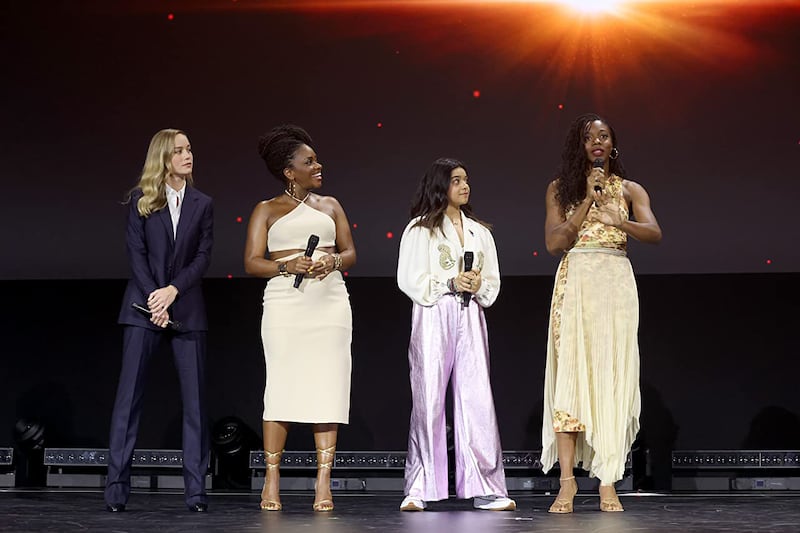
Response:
[557,0,623,14]
[149,0,796,94]
[228,1,788,73]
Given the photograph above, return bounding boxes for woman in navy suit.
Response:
[104,129,214,512]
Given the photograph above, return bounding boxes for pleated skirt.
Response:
[541,248,641,484]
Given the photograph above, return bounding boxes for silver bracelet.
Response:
[333,253,342,271]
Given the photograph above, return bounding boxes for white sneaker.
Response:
[473,495,516,511]
[400,496,426,511]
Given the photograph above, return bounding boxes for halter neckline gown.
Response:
[261,201,352,424]
[541,175,641,484]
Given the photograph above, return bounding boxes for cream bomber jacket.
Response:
[397,212,500,308]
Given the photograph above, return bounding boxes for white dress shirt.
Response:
[165,184,185,238]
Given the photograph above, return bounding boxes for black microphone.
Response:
[462,251,474,307]
[593,158,604,194]
[131,302,183,331]
[293,234,320,288]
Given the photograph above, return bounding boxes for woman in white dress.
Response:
[244,125,356,512]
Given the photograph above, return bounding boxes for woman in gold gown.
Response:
[541,113,662,513]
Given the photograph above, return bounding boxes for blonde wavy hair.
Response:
[128,128,194,217]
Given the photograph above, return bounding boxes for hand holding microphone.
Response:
[588,157,605,205]
[131,302,182,331]
[450,252,480,305]
[293,234,320,288]
[461,251,475,307]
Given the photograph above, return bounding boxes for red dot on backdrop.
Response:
[558,103,564,110]
[377,122,383,128]
[386,232,394,239]
[167,13,174,20]
[227,274,233,279]
[352,223,358,229]
[532,251,539,256]
[236,216,243,223]
[473,90,481,98]
[766,259,772,265]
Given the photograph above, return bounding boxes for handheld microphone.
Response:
[462,251,474,307]
[131,302,183,331]
[293,234,320,288]
[593,158,604,194]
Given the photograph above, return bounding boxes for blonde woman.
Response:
[105,129,214,513]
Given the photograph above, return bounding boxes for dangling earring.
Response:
[288,180,296,196]
[610,147,620,160]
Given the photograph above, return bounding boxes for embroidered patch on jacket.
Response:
[438,244,456,270]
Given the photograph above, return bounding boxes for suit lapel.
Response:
[175,187,199,247]
[157,204,175,244]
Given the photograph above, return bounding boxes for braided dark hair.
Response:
[257,124,313,182]
[554,113,626,212]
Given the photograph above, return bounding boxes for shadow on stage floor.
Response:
[1,489,799,532]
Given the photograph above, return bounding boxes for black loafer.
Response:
[188,503,208,512]
[106,503,126,512]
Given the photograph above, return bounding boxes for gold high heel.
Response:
[548,476,577,514]
[599,485,624,512]
[259,449,283,511]
[312,446,335,512]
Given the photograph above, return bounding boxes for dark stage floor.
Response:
[1,490,799,532]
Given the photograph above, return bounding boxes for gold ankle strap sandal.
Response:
[260,449,284,511]
[313,446,336,511]
[264,449,284,469]
[548,476,577,514]
[316,446,336,469]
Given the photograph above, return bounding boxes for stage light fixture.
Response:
[673,450,800,469]
[0,448,13,465]
[14,419,45,452]
[44,448,184,468]
[212,416,259,457]
[211,416,260,489]
[248,450,610,471]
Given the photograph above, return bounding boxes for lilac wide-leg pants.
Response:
[404,294,508,501]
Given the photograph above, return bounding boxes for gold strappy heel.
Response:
[259,449,283,511]
[548,476,577,514]
[599,485,624,512]
[312,446,336,512]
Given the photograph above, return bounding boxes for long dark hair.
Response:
[554,113,627,212]
[257,124,313,182]
[409,157,490,231]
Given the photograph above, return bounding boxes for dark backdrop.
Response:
[1,1,799,279]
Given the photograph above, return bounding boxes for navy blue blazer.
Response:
[118,187,214,332]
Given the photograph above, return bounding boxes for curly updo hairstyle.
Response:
[257,124,313,182]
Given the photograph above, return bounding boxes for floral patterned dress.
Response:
[540,175,641,484]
